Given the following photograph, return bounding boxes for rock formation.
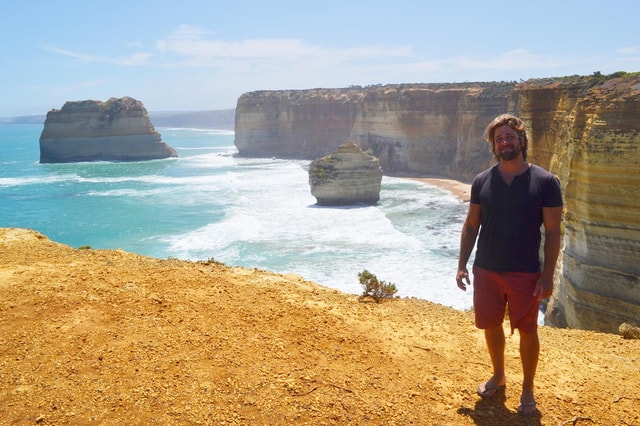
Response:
[515,76,640,334]
[234,73,640,334]
[39,97,177,163]
[235,83,515,181]
[309,142,383,205]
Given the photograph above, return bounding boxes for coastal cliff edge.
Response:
[1,228,638,425]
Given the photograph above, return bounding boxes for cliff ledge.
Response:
[1,228,638,424]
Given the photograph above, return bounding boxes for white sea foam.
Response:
[1,125,473,311]
[0,174,81,187]
[161,159,473,310]
[159,127,234,135]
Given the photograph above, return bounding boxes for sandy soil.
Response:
[1,228,639,425]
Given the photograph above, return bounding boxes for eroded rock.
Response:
[39,97,177,163]
[309,142,382,206]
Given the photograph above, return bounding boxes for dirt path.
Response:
[1,228,638,425]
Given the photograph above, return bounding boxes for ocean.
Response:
[0,124,473,311]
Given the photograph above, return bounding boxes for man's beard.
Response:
[497,143,522,161]
[499,149,520,161]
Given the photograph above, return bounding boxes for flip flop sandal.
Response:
[517,400,539,417]
[477,382,506,398]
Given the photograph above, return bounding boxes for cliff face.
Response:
[40,97,177,163]
[234,74,640,333]
[515,77,640,333]
[235,84,516,181]
[350,84,517,182]
[235,89,363,159]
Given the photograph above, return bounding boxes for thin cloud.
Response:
[42,45,96,61]
[616,46,639,55]
[26,79,111,95]
[40,27,612,85]
[126,41,145,49]
[155,24,413,63]
[40,23,415,72]
[157,38,318,58]
[332,45,413,59]
[450,49,570,71]
[360,49,563,76]
[166,24,213,40]
[41,45,153,66]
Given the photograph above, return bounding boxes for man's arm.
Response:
[457,203,482,291]
[534,206,563,300]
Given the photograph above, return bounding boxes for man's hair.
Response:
[483,113,529,161]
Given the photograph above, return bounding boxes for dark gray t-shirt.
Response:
[471,164,563,272]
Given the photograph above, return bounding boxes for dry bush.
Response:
[619,323,640,339]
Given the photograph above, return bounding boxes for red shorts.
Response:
[472,266,541,334]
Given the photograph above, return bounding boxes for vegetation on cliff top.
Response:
[521,71,640,90]
[237,72,640,103]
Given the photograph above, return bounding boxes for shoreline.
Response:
[404,176,471,202]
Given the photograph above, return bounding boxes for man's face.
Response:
[493,125,522,161]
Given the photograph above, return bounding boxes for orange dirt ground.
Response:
[1,228,638,425]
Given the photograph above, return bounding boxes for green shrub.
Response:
[358,270,398,302]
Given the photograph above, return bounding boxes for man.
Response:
[456,114,563,416]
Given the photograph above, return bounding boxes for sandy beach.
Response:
[407,176,472,202]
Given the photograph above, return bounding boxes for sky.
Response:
[1,0,639,116]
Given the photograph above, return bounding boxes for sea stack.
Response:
[308,142,383,206]
[39,97,177,163]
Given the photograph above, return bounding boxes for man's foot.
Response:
[476,381,506,398]
[517,399,539,417]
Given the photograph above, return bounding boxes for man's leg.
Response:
[484,324,506,388]
[519,330,539,410]
[473,267,507,395]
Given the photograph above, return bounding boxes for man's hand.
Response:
[533,275,554,301]
[456,267,471,291]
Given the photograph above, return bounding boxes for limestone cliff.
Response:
[234,73,640,333]
[514,75,640,333]
[309,142,383,205]
[235,89,363,160]
[235,84,515,181]
[40,97,177,163]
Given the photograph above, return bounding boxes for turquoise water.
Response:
[0,124,473,310]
